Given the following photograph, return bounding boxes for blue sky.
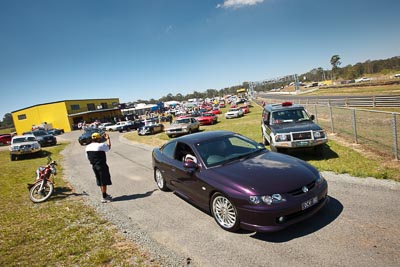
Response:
[1,0,399,119]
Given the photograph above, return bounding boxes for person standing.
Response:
[85,132,113,203]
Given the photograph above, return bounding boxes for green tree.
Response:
[330,55,342,81]
[0,113,14,128]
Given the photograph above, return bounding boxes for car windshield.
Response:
[175,118,190,124]
[196,135,265,167]
[13,137,36,143]
[271,108,310,124]
[33,131,47,136]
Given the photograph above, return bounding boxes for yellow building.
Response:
[12,98,121,134]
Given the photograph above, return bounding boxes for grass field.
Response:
[0,144,158,267]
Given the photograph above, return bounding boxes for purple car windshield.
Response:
[196,135,264,167]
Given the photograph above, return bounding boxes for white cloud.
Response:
[216,0,265,9]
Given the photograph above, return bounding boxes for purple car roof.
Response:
[174,130,235,144]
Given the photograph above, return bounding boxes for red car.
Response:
[196,112,218,125]
[240,105,250,114]
[211,108,222,115]
[0,134,12,145]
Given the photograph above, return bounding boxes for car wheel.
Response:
[154,168,168,191]
[211,192,240,232]
[10,154,16,161]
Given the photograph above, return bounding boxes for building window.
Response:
[87,103,95,111]
[71,104,80,110]
[112,102,118,107]
[101,102,108,109]
[18,114,27,120]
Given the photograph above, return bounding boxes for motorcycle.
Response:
[28,157,57,203]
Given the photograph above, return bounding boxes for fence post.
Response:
[393,113,398,160]
[329,106,334,133]
[352,109,358,144]
[314,104,318,123]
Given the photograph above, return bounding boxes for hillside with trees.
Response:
[130,56,400,106]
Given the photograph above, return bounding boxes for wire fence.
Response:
[257,97,399,160]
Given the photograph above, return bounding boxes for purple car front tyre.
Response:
[211,193,240,232]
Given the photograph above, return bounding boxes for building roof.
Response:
[11,98,119,113]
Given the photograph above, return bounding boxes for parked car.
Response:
[118,119,146,131]
[152,130,329,232]
[105,121,129,131]
[240,105,250,114]
[160,114,173,123]
[165,117,200,138]
[78,128,105,146]
[355,77,372,83]
[23,130,57,147]
[235,98,246,105]
[117,121,136,132]
[261,102,328,154]
[47,128,64,135]
[211,107,222,115]
[138,122,164,135]
[196,112,218,125]
[9,134,42,161]
[304,82,319,88]
[225,107,244,119]
[0,134,12,145]
[98,122,113,130]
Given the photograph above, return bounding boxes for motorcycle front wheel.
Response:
[29,181,54,203]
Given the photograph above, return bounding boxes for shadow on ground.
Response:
[249,196,343,242]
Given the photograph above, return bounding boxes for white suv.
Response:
[9,134,42,161]
[105,121,129,131]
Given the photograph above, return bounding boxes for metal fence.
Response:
[259,97,399,160]
[296,95,400,108]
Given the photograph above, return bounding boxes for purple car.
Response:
[152,130,329,232]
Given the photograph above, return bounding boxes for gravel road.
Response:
[59,130,400,267]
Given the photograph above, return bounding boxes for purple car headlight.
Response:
[249,194,286,205]
[316,173,325,185]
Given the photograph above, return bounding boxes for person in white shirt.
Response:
[85,132,113,203]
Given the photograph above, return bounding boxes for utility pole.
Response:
[294,74,300,93]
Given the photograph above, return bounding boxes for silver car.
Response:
[165,117,200,138]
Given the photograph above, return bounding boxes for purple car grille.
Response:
[292,131,312,140]
[287,181,316,196]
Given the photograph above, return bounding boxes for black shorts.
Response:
[92,164,112,186]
